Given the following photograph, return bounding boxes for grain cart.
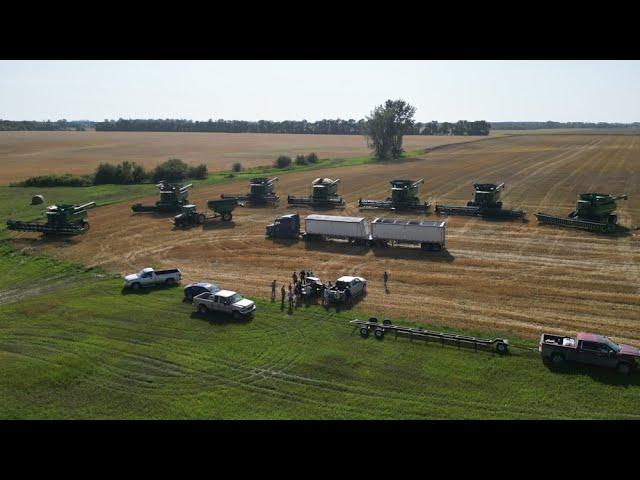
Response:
[351,318,510,354]
[358,179,430,212]
[206,198,241,222]
[7,201,96,236]
[221,177,279,205]
[287,177,345,208]
[265,213,300,239]
[435,182,525,220]
[535,193,628,233]
[131,181,193,213]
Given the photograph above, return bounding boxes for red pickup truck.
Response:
[539,332,640,374]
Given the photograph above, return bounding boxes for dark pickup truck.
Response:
[539,332,640,374]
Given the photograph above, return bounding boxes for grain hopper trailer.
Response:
[358,178,430,212]
[131,181,193,213]
[6,201,96,235]
[435,182,525,220]
[535,193,628,233]
[206,198,241,222]
[221,177,279,204]
[287,177,345,208]
[265,213,301,239]
[370,218,446,251]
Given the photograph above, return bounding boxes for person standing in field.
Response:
[383,271,389,287]
[288,286,294,311]
[292,271,298,285]
[300,270,305,282]
[271,280,277,302]
[281,285,286,306]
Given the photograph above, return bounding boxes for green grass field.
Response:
[1,245,639,419]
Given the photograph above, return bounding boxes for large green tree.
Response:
[363,99,416,160]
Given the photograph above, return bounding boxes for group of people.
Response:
[270,270,317,310]
[270,270,390,312]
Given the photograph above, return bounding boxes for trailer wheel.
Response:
[495,342,509,355]
[198,304,208,315]
[368,317,378,323]
[222,212,232,221]
[360,327,370,338]
[374,328,385,341]
[550,352,565,366]
[383,319,392,327]
[197,214,206,224]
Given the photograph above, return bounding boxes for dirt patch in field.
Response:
[0,131,484,184]
[10,134,640,343]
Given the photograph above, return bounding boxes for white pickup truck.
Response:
[124,267,182,290]
[193,289,256,320]
[325,276,366,305]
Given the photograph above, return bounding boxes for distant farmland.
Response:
[0,131,484,184]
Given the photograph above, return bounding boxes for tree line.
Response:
[0,119,93,131]
[94,118,492,136]
[491,121,640,130]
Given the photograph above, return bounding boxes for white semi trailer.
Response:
[371,218,446,251]
[301,214,446,251]
[303,214,370,243]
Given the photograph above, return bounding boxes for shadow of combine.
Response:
[9,235,79,249]
[543,359,640,386]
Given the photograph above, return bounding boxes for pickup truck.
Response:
[539,332,640,374]
[325,276,366,305]
[193,289,256,320]
[124,267,182,290]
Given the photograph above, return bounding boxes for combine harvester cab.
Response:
[535,193,628,233]
[6,201,96,236]
[131,181,192,213]
[435,182,525,220]
[287,177,345,209]
[222,177,279,205]
[358,178,430,212]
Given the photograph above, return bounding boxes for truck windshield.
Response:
[229,294,243,303]
[604,337,621,352]
[335,281,348,290]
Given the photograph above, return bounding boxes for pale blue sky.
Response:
[0,61,638,123]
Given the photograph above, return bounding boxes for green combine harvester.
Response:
[221,177,279,205]
[287,177,345,208]
[358,178,430,212]
[535,193,628,233]
[435,183,525,220]
[6,201,96,235]
[131,181,192,213]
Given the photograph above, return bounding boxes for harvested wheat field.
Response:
[11,134,640,343]
[0,131,483,184]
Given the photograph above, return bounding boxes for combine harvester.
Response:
[266,213,446,252]
[287,178,345,209]
[358,178,430,212]
[535,193,628,233]
[7,201,96,236]
[221,177,279,205]
[435,182,525,220]
[131,181,192,213]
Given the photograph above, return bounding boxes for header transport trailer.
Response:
[266,213,446,251]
